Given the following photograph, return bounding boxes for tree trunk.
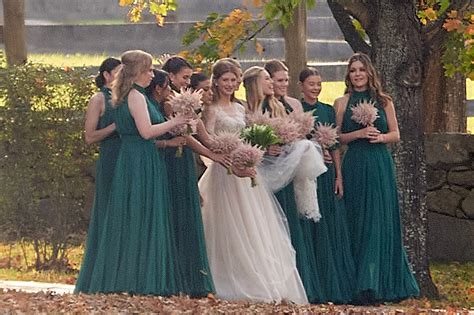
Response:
[422,44,467,133]
[366,0,439,298]
[2,0,27,66]
[283,0,307,98]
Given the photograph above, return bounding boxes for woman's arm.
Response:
[84,93,116,144]
[196,119,214,148]
[330,148,344,198]
[201,106,218,135]
[369,100,400,143]
[186,136,232,168]
[128,91,186,139]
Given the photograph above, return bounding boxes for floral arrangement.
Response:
[240,124,280,150]
[288,110,316,139]
[167,88,203,156]
[230,142,264,187]
[268,116,301,145]
[313,122,339,149]
[209,132,242,174]
[351,99,379,126]
[245,111,273,127]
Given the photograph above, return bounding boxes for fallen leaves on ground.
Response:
[1,290,472,314]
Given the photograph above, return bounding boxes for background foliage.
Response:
[0,52,96,272]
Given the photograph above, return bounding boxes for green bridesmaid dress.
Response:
[151,98,215,297]
[262,98,325,303]
[78,84,181,295]
[341,90,420,303]
[302,100,356,304]
[75,87,121,293]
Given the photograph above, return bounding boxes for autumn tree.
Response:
[328,0,472,133]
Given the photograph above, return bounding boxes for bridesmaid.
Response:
[299,67,356,304]
[75,57,121,293]
[145,69,218,297]
[334,52,419,303]
[79,50,187,295]
[263,59,303,113]
[244,64,325,303]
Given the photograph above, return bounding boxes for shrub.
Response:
[0,52,97,271]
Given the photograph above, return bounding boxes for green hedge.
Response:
[0,52,97,270]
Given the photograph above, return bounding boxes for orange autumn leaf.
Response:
[155,14,165,26]
[465,24,474,35]
[255,41,264,54]
[443,18,462,32]
[119,0,134,7]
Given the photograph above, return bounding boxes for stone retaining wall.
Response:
[425,133,474,262]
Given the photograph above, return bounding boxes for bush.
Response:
[0,52,97,271]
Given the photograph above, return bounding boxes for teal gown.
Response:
[77,84,181,295]
[151,98,215,297]
[302,100,356,304]
[341,90,420,303]
[262,97,324,303]
[75,87,121,293]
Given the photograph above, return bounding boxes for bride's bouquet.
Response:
[230,142,264,187]
[167,88,203,157]
[351,99,379,126]
[240,124,280,150]
[209,131,242,174]
[313,122,339,149]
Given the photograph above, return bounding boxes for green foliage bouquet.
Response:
[240,124,280,150]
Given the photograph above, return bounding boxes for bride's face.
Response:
[259,70,274,96]
[216,71,238,98]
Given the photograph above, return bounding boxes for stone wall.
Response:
[425,133,474,262]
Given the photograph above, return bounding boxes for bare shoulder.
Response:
[128,89,145,103]
[89,92,104,107]
[333,94,350,111]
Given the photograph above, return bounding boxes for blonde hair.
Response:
[210,59,240,103]
[344,52,392,107]
[243,66,286,117]
[112,50,153,106]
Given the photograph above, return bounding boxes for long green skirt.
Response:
[163,146,215,297]
[343,142,420,303]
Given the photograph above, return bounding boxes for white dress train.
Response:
[199,103,308,304]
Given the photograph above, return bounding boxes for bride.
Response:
[198,59,308,304]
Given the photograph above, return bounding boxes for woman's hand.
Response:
[169,114,189,129]
[210,153,232,168]
[266,144,282,156]
[232,167,256,179]
[358,125,380,141]
[369,133,386,143]
[323,149,333,164]
[155,136,187,148]
[334,177,344,199]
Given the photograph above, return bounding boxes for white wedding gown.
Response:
[199,103,308,304]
